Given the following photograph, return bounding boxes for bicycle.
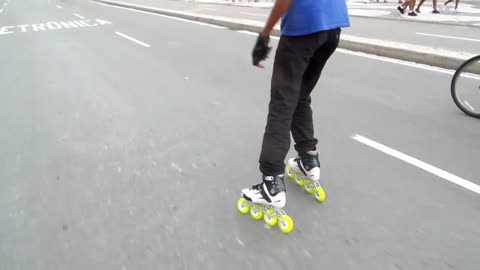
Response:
[451,55,480,119]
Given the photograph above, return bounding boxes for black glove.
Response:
[252,34,271,66]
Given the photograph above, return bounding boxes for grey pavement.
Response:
[1,0,480,270]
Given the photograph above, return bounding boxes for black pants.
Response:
[259,28,341,176]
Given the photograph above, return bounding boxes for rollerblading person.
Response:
[237,0,351,233]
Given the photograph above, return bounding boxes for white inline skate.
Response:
[237,175,294,234]
[285,150,326,202]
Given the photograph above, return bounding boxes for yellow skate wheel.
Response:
[237,198,250,214]
[304,181,314,194]
[295,175,304,187]
[285,165,295,180]
[249,205,263,220]
[278,215,294,234]
[314,186,326,202]
[263,209,277,226]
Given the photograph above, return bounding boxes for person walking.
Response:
[416,0,441,13]
[397,0,418,16]
[443,0,461,12]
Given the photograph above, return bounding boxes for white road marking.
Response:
[73,13,86,19]
[159,14,225,28]
[184,7,217,12]
[1,19,112,35]
[240,12,267,17]
[0,25,14,34]
[0,8,3,14]
[352,134,480,195]
[237,30,256,36]
[236,238,246,247]
[95,18,112,25]
[237,30,279,40]
[56,5,62,9]
[336,48,456,75]
[90,1,225,29]
[416,32,480,43]
[115,31,151,47]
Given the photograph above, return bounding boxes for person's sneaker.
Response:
[397,6,405,14]
[415,8,421,13]
[408,11,417,16]
[433,9,440,13]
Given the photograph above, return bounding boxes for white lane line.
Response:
[352,134,480,195]
[0,8,3,13]
[115,31,151,47]
[184,7,217,12]
[336,48,455,75]
[240,12,267,17]
[237,30,279,40]
[416,32,480,43]
[158,14,225,28]
[56,5,62,9]
[73,13,86,19]
[340,49,480,81]
[90,1,226,29]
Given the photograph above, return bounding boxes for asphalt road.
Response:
[1,1,479,270]
[119,0,480,55]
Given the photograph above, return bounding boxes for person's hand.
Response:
[252,33,271,69]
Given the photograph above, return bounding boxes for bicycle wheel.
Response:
[451,55,480,119]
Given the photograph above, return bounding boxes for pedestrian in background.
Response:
[443,0,461,12]
[397,0,418,16]
[416,0,441,13]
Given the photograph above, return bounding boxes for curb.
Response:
[93,0,476,71]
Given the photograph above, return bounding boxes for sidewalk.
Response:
[92,0,478,71]
[193,0,480,27]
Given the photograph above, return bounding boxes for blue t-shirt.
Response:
[280,0,351,36]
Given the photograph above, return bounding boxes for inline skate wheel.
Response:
[237,198,250,214]
[295,175,304,187]
[314,186,326,202]
[263,209,277,226]
[304,181,314,194]
[285,165,295,180]
[250,205,263,220]
[278,215,294,234]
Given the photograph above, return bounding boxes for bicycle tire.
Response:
[451,55,480,119]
